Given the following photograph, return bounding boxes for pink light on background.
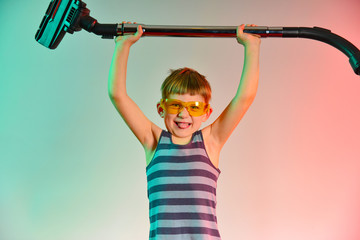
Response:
[215,1,360,238]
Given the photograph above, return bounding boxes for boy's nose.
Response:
[178,106,190,117]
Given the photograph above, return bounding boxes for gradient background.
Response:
[1,0,360,239]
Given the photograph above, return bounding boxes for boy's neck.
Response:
[171,134,193,145]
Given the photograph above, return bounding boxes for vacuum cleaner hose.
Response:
[283,27,360,75]
[34,0,360,75]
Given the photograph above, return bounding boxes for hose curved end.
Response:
[349,51,360,75]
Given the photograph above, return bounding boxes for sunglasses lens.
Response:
[166,100,182,114]
[162,99,208,116]
[187,103,204,116]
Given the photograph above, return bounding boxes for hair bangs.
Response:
[161,68,212,103]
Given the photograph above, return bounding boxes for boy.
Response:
[108,23,260,240]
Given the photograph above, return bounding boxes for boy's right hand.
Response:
[236,24,261,48]
[115,22,143,47]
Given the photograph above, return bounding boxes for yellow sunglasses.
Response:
[160,99,210,117]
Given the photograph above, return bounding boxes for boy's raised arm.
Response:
[108,25,160,150]
[209,24,261,148]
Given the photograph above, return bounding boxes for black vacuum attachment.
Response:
[35,0,360,75]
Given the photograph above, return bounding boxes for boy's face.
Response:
[158,93,212,142]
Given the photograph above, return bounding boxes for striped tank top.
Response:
[146,130,221,240]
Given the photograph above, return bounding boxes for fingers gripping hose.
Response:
[35,0,360,75]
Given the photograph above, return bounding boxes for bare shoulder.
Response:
[144,123,162,166]
[201,125,222,169]
[144,123,162,151]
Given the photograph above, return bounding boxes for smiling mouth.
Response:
[175,122,192,129]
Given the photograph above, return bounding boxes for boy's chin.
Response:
[170,126,196,137]
[165,121,201,138]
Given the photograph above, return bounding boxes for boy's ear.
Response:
[201,107,213,122]
[157,102,165,118]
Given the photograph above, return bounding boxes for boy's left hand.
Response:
[236,24,261,47]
